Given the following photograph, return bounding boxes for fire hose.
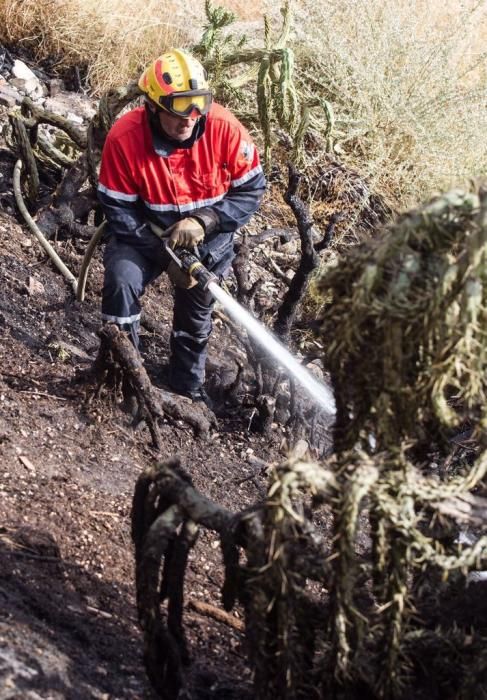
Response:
[163,242,217,290]
[13,159,78,294]
[76,221,106,301]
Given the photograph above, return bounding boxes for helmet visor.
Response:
[159,90,213,118]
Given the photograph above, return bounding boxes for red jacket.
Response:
[97,103,265,250]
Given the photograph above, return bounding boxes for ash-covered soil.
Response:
[0,203,297,699]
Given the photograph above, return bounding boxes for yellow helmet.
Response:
[139,49,212,118]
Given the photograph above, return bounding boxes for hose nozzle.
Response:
[165,245,217,291]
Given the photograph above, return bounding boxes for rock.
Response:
[18,454,36,473]
[42,97,65,117]
[289,438,309,460]
[44,93,96,121]
[9,77,28,93]
[307,361,324,381]
[49,78,65,96]
[0,84,22,107]
[10,76,45,101]
[12,59,37,82]
[27,276,45,296]
[11,60,45,101]
[66,111,84,125]
[0,46,14,76]
[50,339,92,361]
[280,238,299,255]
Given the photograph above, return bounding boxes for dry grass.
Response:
[0,0,262,93]
[0,0,485,209]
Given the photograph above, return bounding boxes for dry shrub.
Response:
[318,187,487,453]
[216,0,263,21]
[293,0,487,210]
[309,187,487,696]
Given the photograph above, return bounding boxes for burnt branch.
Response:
[273,162,319,343]
[131,459,238,698]
[136,503,185,699]
[21,95,88,149]
[261,248,292,286]
[131,458,335,698]
[9,114,39,204]
[315,212,342,252]
[166,520,199,664]
[246,227,296,247]
[188,599,245,630]
[10,82,140,241]
[232,233,252,302]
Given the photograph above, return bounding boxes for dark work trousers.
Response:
[102,234,234,393]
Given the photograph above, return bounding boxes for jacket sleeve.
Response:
[193,121,266,235]
[97,133,147,244]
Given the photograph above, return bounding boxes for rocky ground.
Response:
[0,50,334,699]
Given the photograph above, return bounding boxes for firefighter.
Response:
[97,49,266,405]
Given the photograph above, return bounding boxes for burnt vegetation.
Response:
[1,2,486,699]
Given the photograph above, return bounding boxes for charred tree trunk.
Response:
[273,163,319,343]
[246,163,333,435]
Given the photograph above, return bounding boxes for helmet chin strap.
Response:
[144,97,161,114]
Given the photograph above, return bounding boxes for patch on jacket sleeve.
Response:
[240,140,255,162]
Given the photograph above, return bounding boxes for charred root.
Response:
[131,459,237,698]
[92,324,214,446]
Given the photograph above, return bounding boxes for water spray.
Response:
[167,245,336,416]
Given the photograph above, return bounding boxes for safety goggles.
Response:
[158,90,213,118]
